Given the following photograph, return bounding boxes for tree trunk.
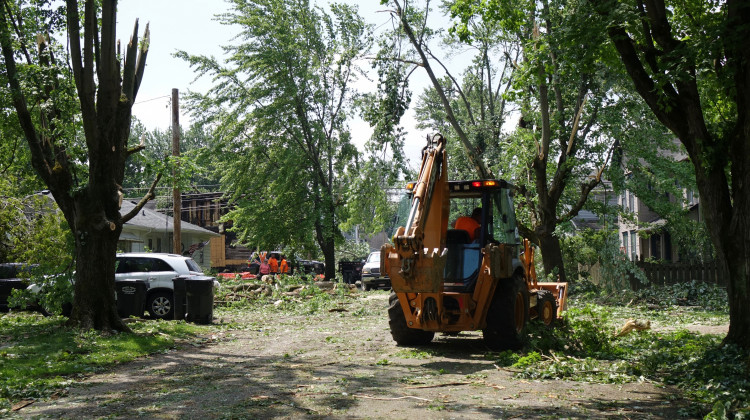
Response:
[0,1,152,331]
[69,208,127,330]
[724,246,750,348]
[314,192,338,282]
[537,228,567,283]
[320,238,336,282]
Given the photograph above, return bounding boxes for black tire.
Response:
[147,291,174,320]
[388,292,434,346]
[536,290,557,327]
[483,274,530,351]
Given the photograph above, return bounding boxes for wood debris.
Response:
[616,318,651,337]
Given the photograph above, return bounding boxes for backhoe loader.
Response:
[382,133,567,350]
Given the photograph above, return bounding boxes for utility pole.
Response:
[172,88,181,254]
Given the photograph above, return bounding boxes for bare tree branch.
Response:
[121,173,162,223]
[390,0,494,179]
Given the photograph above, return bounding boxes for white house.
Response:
[118,200,220,269]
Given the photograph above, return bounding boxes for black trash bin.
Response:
[114,279,148,318]
[185,276,215,324]
[172,276,188,321]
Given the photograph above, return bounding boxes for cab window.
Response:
[490,189,519,245]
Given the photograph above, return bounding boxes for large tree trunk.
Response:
[724,245,750,348]
[314,193,338,282]
[692,147,750,348]
[537,229,566,283]
[320,238,336,282]
[70,204,127,330]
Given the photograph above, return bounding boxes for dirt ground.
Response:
[17,292,709,419]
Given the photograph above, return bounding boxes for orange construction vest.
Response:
[454,216,480,242]
[280,258,289,274]
[269,256,279,273]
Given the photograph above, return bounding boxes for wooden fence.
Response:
[632,261,727,289]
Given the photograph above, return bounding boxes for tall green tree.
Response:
[411,9,519,182]
[0,0,156,330]
[389,0,623,282]
[591,0,750,349]
[177,0,370,280]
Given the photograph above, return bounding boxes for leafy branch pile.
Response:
[214,275,360,316]
[492,283,747,418]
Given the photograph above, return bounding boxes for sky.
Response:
[116,1,466,170]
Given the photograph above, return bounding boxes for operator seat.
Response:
[444,229,480,292]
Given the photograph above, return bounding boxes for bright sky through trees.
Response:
[116,1,468,170]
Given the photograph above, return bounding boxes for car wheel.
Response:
[147,291,174,320]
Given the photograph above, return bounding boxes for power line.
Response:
[133,95,171,105]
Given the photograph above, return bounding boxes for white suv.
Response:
[115,253,213,319]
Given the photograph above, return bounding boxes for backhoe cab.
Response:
[382,133,567,350]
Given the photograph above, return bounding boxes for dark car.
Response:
[338,260,364,285]
[297,260,325,279]
[0,263,37,311]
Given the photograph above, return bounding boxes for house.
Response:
[569,180,619,232]
[118,200,220,269]
[179,192,254,270]
[616,151,703,263]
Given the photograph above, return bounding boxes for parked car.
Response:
[0,263,37,312]
[338,260,364,285]
[360,251,390,291]
[297,259,325,280]
[115,253,217,319]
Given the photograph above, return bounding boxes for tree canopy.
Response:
[177,0,377,278]
[384,0,642,282]
[0,0,155,330]
[589,0,750,349]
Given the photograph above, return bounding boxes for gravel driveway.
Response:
[17,292,697,419]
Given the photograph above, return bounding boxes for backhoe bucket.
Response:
[382,245,447,293]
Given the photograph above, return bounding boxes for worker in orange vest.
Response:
[279,256,289,275]
[454,207,482,242]
[268,253,279,275]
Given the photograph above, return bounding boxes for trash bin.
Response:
[114,279,148,318]
[172,276,188,321]
[185,276,215,324]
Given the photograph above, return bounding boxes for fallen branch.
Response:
[406,381,472,389]
[352,394,431,402]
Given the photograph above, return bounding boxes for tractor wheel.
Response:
[536,290,557,327]
[483,274,530,351]
[387,292,434,346]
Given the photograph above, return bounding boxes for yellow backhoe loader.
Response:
[382,133,567,350]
